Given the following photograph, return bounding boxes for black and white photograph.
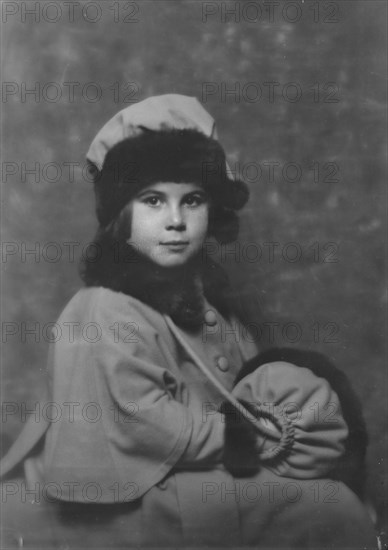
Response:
[1,1,387,548]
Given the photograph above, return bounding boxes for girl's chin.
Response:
[149,249,202,269]
[153,256,192,268]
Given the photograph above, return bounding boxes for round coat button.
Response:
[217,356,229,372]
[157,479,168,490]
[204,309,218,326]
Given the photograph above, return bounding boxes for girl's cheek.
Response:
[202,207,211,229]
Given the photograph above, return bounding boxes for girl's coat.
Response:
[1,286,376,548]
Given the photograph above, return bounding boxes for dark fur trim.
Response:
[81,237,234,329]
[224,348,367,497]
[92,129,249,227]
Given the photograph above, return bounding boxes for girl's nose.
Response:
[166,205,186,230]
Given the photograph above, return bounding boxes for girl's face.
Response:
[126,182,209,268]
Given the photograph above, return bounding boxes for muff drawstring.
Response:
[164,315,294,461]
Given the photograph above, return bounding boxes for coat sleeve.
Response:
[90,291,225,472]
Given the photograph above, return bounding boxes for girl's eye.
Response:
[184,194,207,207]
[143,196,161,207]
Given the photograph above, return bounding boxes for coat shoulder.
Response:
[58,286,165,330]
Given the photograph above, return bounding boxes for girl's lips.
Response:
[160,241,189,245]
[160,241,189,252]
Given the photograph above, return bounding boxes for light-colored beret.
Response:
[86,94,217,170]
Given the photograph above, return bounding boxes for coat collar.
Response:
[94,244,233,329]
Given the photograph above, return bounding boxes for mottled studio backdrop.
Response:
[1,0,387,524]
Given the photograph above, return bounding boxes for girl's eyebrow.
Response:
[183,189,208,198]
[185,189,207,195]
[135,189,165,198]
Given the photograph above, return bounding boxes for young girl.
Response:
[1,94,376,548]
